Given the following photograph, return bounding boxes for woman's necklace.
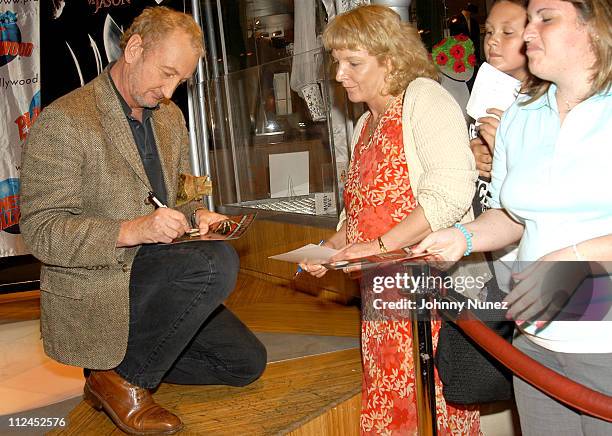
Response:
[367,97,394,143]
[556,89,581,113]
[561,98,574,112]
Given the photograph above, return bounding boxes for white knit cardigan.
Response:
[338,77,492,296]
[339,77,477,230]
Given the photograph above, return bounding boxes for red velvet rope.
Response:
[455,311,612,422]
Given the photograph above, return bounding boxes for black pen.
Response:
[148,191,167,209]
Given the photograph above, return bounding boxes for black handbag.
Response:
[435,274,514,405]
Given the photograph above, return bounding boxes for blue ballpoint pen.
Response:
[294,240,325,277]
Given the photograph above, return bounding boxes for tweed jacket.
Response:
[20,70,200,369]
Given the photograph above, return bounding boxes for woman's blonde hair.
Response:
[323,5,438,96]
[120,7,204,56]
[523,0,611,101]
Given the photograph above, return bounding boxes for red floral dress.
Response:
[344,93,481,435]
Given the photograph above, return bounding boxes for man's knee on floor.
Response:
[231,337,267,387]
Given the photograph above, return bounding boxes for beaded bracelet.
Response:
[454,223,473,257]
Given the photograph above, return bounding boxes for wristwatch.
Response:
[190,207,208,227]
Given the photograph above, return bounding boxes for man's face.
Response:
[125,30,200,109]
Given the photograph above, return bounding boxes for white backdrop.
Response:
[0,2,39,257]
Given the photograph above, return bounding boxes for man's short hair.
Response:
[120,6,204,56]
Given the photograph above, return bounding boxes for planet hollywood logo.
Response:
[0,177,20,233]
[14,90,40,141]
[0,11,34,67]
[1,72,38,89]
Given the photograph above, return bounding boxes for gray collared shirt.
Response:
[109,73,168,204]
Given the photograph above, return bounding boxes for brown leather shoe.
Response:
[84,370,183,435]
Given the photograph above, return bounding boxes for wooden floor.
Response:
[51,349,361,436]
[33,270,363,435]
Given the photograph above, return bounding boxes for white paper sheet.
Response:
[269,243,339,264]
[269,151,310,198]
[466,62,521,121]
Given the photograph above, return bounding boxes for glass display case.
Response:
[205,48,341,217]
[194,0,349,218]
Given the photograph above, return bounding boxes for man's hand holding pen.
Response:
[117,207,191,246]
[116,191,228,247]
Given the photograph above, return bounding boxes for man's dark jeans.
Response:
[114,241,266,389]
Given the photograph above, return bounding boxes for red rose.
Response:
[433,37,447,49]
[453,60,466,73]
[435,52,448,66]
[449,44,465,60]
[468,54,476,66]
[455,34,469,42]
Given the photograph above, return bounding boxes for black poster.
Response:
[40,0,188,108]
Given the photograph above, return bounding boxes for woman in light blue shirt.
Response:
[415,0,612,434]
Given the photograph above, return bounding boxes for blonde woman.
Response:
[301,5,482,434]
